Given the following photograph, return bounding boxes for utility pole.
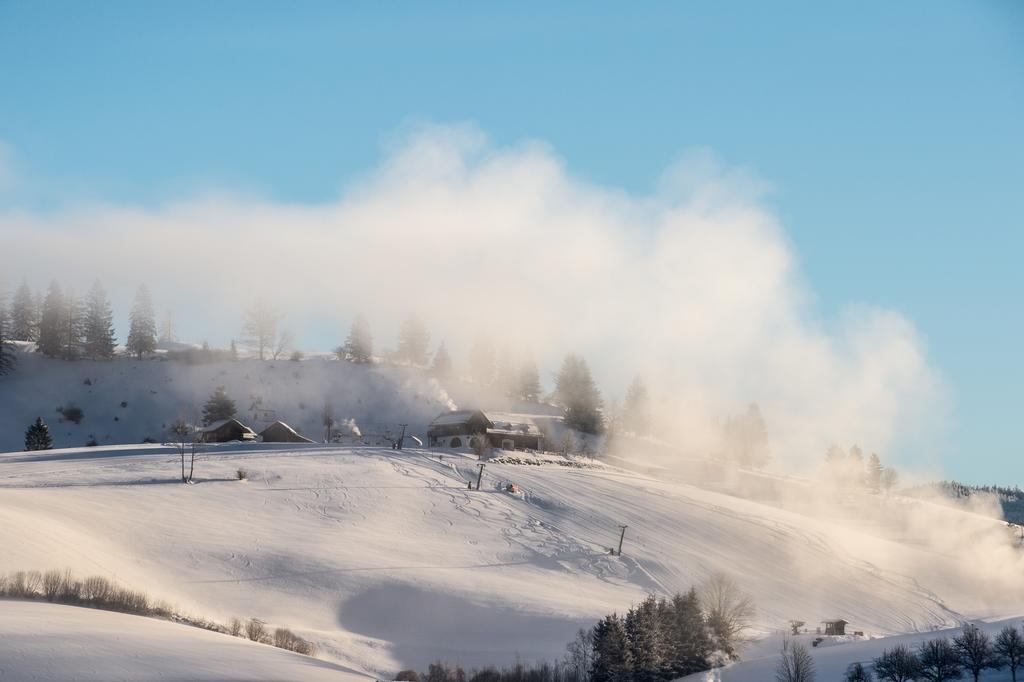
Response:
[396,424,407,450]
[476,463,486,490]
[616,524,628,556]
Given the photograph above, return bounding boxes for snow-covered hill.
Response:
[0,349,475,451]
[1,441,1021,678]
[0,601,368,681]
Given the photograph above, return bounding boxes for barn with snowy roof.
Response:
[259,421,314,444]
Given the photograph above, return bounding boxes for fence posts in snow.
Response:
[476,463,486,490]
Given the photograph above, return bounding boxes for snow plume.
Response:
[0,124,943,470]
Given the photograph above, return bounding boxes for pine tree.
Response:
[342,313,373,362]
[60,289,84,360]
[664,588,710,676]
[202,385,237,425]
[517,358,542,402]
[0,293,16,376]
[555,353,604,435]
[621,375,651,435]
[432,341,453,377]
[591,614,632,682]
[230,339,239,361]
[9,279,38,341]
[625,596,666,682]
[126,284,157,359]
[82,280,117,359]
[495,345,516,396]
[866,453,884,492]
[396,313,429,366]
[24,417,54,450]
[470,335,495,385]
[37,281,67,358]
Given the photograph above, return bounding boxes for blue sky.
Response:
[1,2,1021,483]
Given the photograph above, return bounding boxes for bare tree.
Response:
[700,573,755,659]
[917,637,962,682]
[271,329,294,361]
[775,637,815,682]
[169,418,191,482]
[996,625,1024,682]
[241,299,280,361]
[873,644,921,682]
[954,624,998,682]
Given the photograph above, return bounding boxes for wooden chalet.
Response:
[427,410,544,451]
[259,421,314,444]
[822,619,849,636]
[199,418,257,443]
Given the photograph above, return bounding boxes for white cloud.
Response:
[0,124,945,469]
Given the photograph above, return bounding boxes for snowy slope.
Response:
[1,443,1021,678]
[0,350,460,451]
[0,601,369,681]
[680,618,1024,681]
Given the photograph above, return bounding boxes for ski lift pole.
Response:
[616,524,628,556]
[476,463,486,490]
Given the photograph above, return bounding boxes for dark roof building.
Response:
[199,418,257,443]
[427,410,543,451]
[259,421,314,444]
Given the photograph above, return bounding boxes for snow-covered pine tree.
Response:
[624,595,666,682]
[24,417,54,450]
[516,357,542,402]
[342,313,373,362]
[9,279,38,341]
[663,588,710,677]
[126,284,157,359]
[37,281,67,358]
[555,353,604,435]
[621,375,651,436]
[201,385,237,425]
[590,614,632,682]
[83,280,117,359]
[431,341,453,377]
[395,313,429,366]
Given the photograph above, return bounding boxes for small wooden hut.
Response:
[199,419,257,443]
[259,421,314,444]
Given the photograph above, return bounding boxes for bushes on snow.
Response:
[0,569,318,659]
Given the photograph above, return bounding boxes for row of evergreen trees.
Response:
[1,280,158,361]
[412,576,753,682]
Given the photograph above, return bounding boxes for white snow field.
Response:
[679,618,1024,681]
[0,601,369,681]
[1,439,1022,679]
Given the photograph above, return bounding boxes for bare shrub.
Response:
[246,618,268,643]
[59,404,85,424]
[82,575,113,603]
[272,627,316,655]
[236,468,249,481]
[701,572,756,659]
[396,670,421,682]
[229,618,243,637]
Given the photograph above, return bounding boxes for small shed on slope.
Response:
[199,419,257,443]
[259,421,314,444]
[822,619,849,636]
